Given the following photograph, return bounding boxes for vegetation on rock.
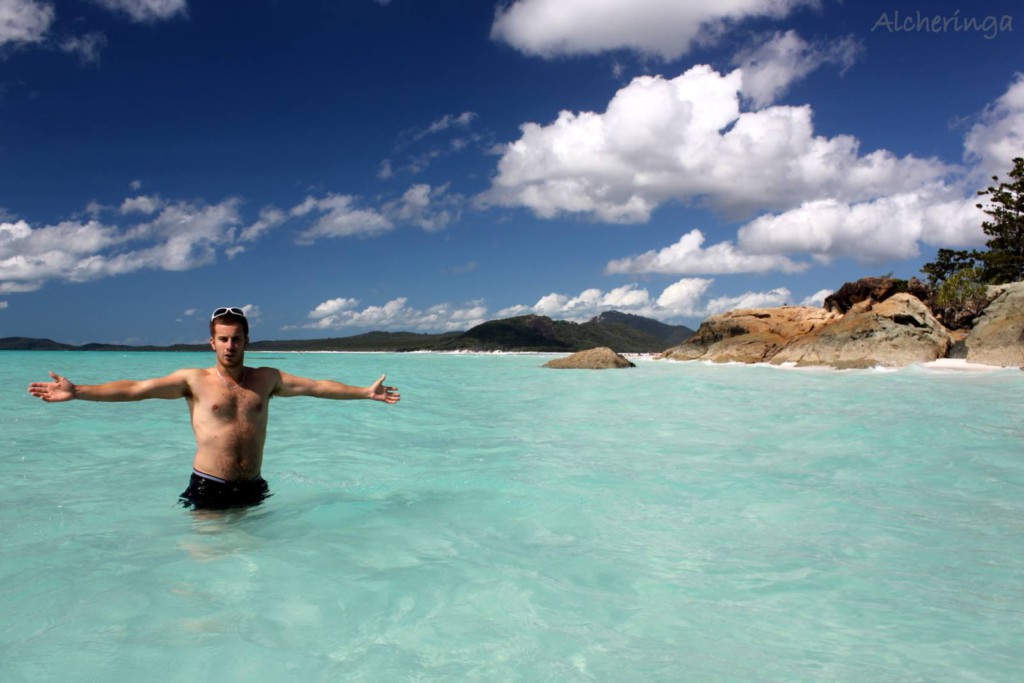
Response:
[921,157,1024,328]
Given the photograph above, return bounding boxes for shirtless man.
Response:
[27,306,400,510]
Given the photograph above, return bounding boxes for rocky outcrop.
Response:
[661,278,1024,369]
[823,276,932,314]
[544,347,636,369]
[660,307,837,364]
[770,294,952,368]
[962,282,1024,367]
[661,295,951,368]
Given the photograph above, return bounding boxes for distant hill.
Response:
[0,337,208,352]
[432,313,694,353]
[0,337,78,351]
[590,311,694,347]
[249,331,462,352]
[0,311,694,354]
[0,333,464,353]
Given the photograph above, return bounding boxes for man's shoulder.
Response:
[249,366,284,387]
[178,367,211,386]
[174,367,216,390]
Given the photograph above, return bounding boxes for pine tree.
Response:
[920,248,978,287]
[976,157,1024,284]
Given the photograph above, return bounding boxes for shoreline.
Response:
[918,358,1010,372]
[255,350,1016,372]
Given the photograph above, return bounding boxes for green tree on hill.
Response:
[921,157,1024,328]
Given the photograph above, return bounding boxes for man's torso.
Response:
[186,366,279,480]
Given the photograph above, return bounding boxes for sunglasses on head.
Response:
[211,307,247,321]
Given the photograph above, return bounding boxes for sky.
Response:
[0,0,1021,345]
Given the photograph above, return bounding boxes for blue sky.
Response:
[0,0,1021,345]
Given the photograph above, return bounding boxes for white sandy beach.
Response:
[920,358,1011,372]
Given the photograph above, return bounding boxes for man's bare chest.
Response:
[205,388,268,422]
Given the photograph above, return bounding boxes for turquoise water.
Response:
[2,351,1023,682]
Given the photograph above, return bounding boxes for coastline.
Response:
[250,349,1015,373]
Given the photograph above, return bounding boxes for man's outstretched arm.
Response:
[27,370,191,403]
[273,372,400,404]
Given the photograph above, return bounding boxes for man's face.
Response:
[210,322,248,366]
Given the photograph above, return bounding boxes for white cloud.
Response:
[292,194,393,243]
[490,0,817,60]
[964,73,1024,182]
[120,194,164,214]
[383,183,461,232]
[734,30,862,108]
[656,279,714,317]
[706,287,792,315]
[310,297,360,319]
[118,198,241,271]
[391,112,485,176]
[302,296,489,332]
[0,281,41,294]
[0,219,123,286]
[443,301,489,327]
[607,228,808,275]
[91,0,187,22]
[0,0,54,46]
[416,112,477,140]
[0,218,117,258]
[608,190,985,279]
[238,206,286,243]
[800,289,832,307]
[480,64,949,223]
[736,192,986,265]
[59,31,107,65]
[498,279,715,322]
[0,196,244,293]
[293,184,461,242]
[486,71,1022,279]
[493,303,531,318]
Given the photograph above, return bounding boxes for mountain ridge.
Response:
[1,312,695,354]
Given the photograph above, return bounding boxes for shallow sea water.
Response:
[2,351,1023,681]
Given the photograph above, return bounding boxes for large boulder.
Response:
[544,347,636,369]
[660,307,837,363]
[823,276,932,314]
[770,294,953,368]
[963,281,1024,367]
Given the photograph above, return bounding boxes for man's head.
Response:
[210,307,249,366]
[209,306,249,338]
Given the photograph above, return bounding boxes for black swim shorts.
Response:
[179,469,270,510]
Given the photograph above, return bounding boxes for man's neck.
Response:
[216,363,245,381]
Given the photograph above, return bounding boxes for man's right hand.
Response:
[27,372,77,403]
